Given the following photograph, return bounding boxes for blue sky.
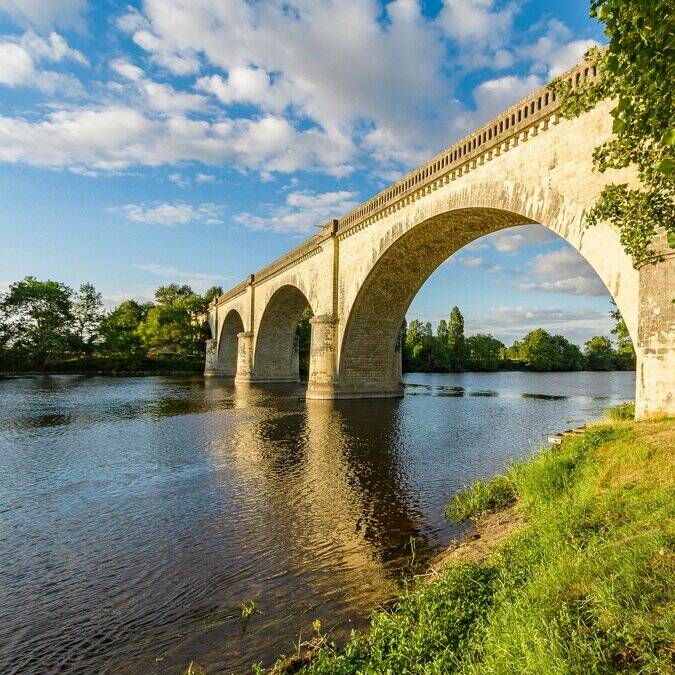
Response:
[0,0,615,344]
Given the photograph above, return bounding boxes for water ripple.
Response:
[0,372,634,673]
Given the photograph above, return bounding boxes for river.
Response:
[0,371,634,674]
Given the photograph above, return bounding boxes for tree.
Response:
[401,319,414,372]
[516,329,586,371]
[506,339,523,364]
[436,319,448,341]
[0,305,10,365]
[154,284,194,305]
[404,319,438,370]
[0,276,73,368]
[465,334,504,371]
[416,335,449,372]
[100,300,150,357]
[551,335,585,371]
[72,282,104,355]
[405,319,425,365]
[137,285,210,356]
[518,329,560,371]
[585,335,616,370]
[447,306,465,370]
[551,1,674,262]
[610,299,636,370]
[203,285,223,304]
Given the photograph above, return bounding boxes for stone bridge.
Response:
[204,59,674,419]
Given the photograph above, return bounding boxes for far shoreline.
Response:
[0,365,636,379]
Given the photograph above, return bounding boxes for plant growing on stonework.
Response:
[550,0,674,264]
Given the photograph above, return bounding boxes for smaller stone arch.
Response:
[253,285,312,382]
[211,309,245,376]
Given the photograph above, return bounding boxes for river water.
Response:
[0,371,634,674]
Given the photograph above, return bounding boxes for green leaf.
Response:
[668,232,675,249]
[661,129,675,146]
[654,158,675,174]
[612,117,625,134]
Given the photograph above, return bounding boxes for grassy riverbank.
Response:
[263,411,674,674]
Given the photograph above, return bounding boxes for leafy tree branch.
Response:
[550,0,674,263]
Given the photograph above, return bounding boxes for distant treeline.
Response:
[1,276,635,376]
[402,306,635,373]
[0,276,221,373]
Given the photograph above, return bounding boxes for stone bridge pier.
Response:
[204,58,674,419]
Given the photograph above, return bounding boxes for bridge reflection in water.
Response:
[154,378,437,672]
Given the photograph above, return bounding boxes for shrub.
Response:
[606,401,635,420]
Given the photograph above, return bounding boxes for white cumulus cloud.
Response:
[518,247,608,296]
[115,0,452,170]
[460,256,485,269]
[0,0,88,32]
[471,74,543,123]
[439,0,517,47]
[525,20,599,78]
[0,105,354,174]
[0,31,87,92]
[487,224,562,254]
[236,190,359,234]
[0,2,604,181]
[197,67,291,112]
[120,202,224,226]
[111,58,207,113]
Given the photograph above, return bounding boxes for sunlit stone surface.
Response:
[205,60,673,417]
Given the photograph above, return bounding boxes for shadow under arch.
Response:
[216,309,245,376]
[337,207,629,397]
[253,284,313,383]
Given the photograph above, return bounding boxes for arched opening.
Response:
[253,285,313,383]
[296,307,313,380]
[216,309,244,376]
[338,208,632,396]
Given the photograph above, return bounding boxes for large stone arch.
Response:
[217,309,245,376]
[336,196,638,397]
[204,309,245,376]
[252,284,313,383]
[208,63,674,415]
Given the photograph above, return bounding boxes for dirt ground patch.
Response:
[425,507,526,580]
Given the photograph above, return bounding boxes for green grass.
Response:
[606,401,636,420]
[444,474,516,522]
[264,417,675,674]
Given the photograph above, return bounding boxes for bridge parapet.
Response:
[337,59,599,236]
[212,60,599,306]
[254,223,335,284]
[210,274,253,309]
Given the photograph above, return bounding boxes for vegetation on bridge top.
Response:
[552,0,674,263]
[258,410,674,674]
